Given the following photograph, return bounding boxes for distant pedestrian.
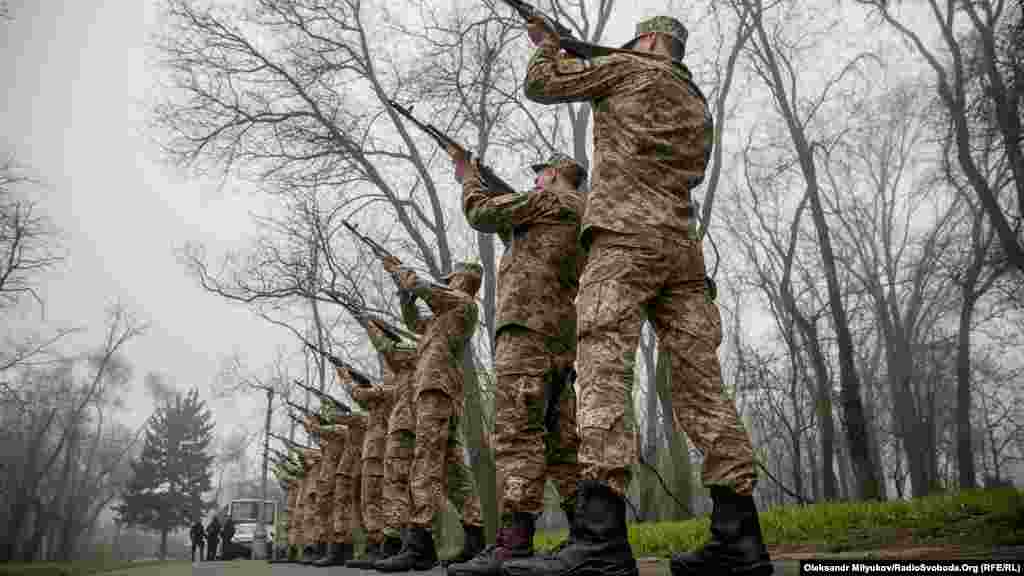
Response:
[221,517,236,560]
[190,520,205,562]
[205,517,221,561]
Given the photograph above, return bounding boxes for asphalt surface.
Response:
[189,557,802,576]
[189,549,1024,576]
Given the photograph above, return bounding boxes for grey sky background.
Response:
[1,0,289,436]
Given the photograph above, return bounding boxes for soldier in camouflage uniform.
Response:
[328,381,369,566]
[268,450,303,563]
[375,260,487,573]
[297,448,322,564]
[448,152,588,576]
[504,15,773,576]
[299,404,346,566]
[345,318,400,568]
[373,318,421,564]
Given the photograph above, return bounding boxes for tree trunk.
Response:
[477,231,497,358]
[638,326,659,521]
[750,2,882,500]
[461,347,497,541]
[801,321,836,501]
[159,527,168,560]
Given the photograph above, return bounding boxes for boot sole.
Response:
[375,563,438,573]
[504,560,638,576]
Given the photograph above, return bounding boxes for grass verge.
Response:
[534,487,1024,557]
[0,560,188,576]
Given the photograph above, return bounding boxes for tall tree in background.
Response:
[115,388,215,560]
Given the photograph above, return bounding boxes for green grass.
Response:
[0,560,188,576]
[533,487,1024,557]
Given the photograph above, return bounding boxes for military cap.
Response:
[531,152,589,190]
[442,261,484,281]
[530,152,582,174]
[620,15,688,56]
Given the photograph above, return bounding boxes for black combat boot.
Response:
[267,545,288,563]
[375,526,439,572]
[313,542,346,567]
[448,513,535,576]
[670,486,773,576]
[377,533,404,561]
[300,543,319,564]
[343,542,355,563]
[441,523,487,567]
[501,480,638,576]
[346,540,382,568]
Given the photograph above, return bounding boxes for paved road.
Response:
[189,549,1024,576]
[189,558,804,576]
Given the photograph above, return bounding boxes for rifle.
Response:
[368,315,419,343]
[501,0,661,61]
[293,377,361,410]
[341,220,398,263]
[269,432,316,452]
[385,99,517,197]
[299,344,374,389]
[286,407,326,432]
[320,288,409,343]
[285,399,331,424]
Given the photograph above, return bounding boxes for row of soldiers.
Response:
[269,308,485,570]
[272,11,773,576]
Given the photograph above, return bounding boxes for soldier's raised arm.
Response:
[523,18,632,104]
[393,265,473,317]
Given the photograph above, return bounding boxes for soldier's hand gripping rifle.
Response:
[292,378,361,413]
[385,99,517,197]
[502,0,646,60]
[285,400,331,425]
[299,342,375,390]
[320,287,411,344]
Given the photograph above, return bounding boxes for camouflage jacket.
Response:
[307,419,346,480]
[396,268,478,402]
[524,39,713,245]
[352,383,394,461]
[365,321,418,435]
[462,161,584,350]
[334,413,368,476]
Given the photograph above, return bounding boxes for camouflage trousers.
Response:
[332,473,363,542]
[494,326,581,515]
[361,459,385,543]
[382,429,413,538]
[410,391,484,528]
[576,231,757,496]
[382,426,483,536]
[315,477,335,542]
[303,488,319,543]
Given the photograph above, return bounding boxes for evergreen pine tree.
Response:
[115,388,215,559]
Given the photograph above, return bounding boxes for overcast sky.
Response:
[1,0,292,436]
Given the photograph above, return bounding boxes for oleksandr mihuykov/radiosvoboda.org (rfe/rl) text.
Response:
[800,561,1023,575]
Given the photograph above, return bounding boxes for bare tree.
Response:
[854,0,1023,273]
[735,0,883,499]
[1,304,146,561]
[0,157,76,377]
